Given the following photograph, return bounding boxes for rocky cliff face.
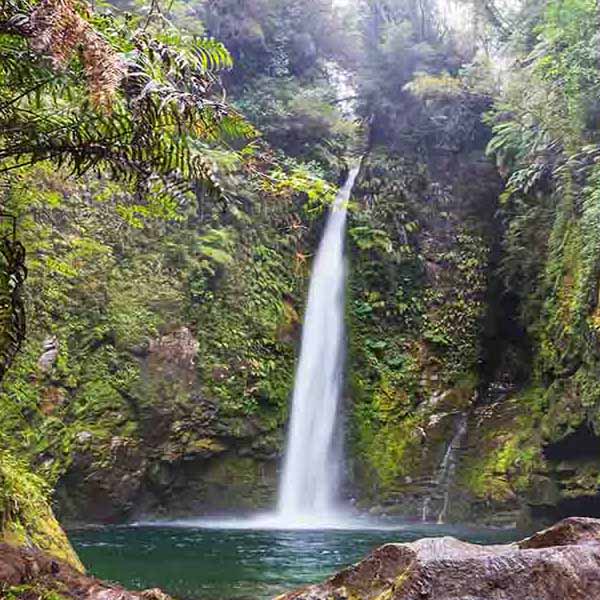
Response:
[0,162,318,524]
[2,65,600,530]
[344,85,518,525]
[344,75,600,530]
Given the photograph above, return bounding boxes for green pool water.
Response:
[70,522,519,600]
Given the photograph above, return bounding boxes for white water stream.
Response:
[277,163,361,525]
[421,413,468,524]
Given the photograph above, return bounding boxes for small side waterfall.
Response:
[422,413,468,524]
[436,413,467,524]
[277,163,361,523]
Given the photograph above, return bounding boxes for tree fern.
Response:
[0,0,255,204]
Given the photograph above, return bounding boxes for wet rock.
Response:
[0,543,173,599]
[519,516,600,549]
[56,436,147,524]
[75,430,93,445]
[37,336,58,373]
[555,461,578,476]
[525,474,561,507]
[277,517,600,600]
[146,461,176,491]
[141,590,172,600]
[368,505,384,516]
[148,327,199,372]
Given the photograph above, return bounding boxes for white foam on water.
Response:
[135,511,412,532]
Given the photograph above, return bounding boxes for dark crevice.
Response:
[555,495,600,519]
[544,423,600,462]
[477,221,534,400]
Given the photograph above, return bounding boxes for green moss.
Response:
[2,584,69,600]
[187,438,227,455]
[195,237,303,419]
[0,156,328,519]
[0,454,83,571]
[356,413,424,489]
[347,151,489,501]
[499,167,600,497]
[459,388,545,502]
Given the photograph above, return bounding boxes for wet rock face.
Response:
[277,517,600,600]
[146,326,199,386]
[53,322,280,525]
[0,543,172,599]
[37,336,59,373]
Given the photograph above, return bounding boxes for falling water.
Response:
[421,413,468,524]
[436,414,467,524]
[277,163,361,524]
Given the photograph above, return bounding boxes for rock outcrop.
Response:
[277,517,600,600]
[0,455,84,572]
[37,336,59,373]
[0,542,172,600]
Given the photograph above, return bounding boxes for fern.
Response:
[0,0,255,204]
[0,234,26,381]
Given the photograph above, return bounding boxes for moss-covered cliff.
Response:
[0,157,335,523]
[343,81,505,520]
[0,454,82,571]
[2,0,600,535]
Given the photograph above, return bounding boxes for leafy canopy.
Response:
[0,0,256,205]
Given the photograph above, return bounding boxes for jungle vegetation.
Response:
[1,0,600,538]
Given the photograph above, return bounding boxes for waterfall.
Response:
[277,163,361,523]
[421,413,468,524]
[436,413,469,524]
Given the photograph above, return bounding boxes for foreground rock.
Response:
[277,517,600,600]
[0,543,171,600]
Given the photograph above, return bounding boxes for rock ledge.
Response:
[0,543,172,600]
[277,517,600,600]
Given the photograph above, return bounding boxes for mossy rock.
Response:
[0,454,83,572]
[2,583,71,600]
[185,437,228,457]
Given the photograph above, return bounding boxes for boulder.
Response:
[0,543,173,599]
[276,517,600,600]
[37,336,59,373]
[148,326,199,373]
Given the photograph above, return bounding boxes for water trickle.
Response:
[277,163,361,525]
[421,413,468,524]
[421,496,432,523]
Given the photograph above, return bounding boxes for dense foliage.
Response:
[0,0,254,201]
[2,0,600,545]
[0,0,358,525]
[469,0,600,512]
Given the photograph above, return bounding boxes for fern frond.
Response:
[0,0,256,208]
